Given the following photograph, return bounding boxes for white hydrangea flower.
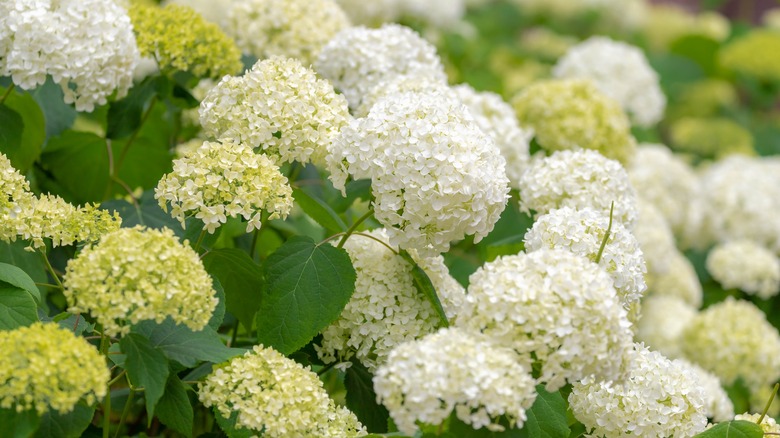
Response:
[633,199,677,278]
[628,144,701,239]
[553,36,666,127]
[155,139,294,234]
[355,74,451,118]
[524,207,647,306]
[316,229,465,372]
[399,0,465,29]
[373,328,537,435]
[569,344,708,438]
[452,84,533,190]
[634,295,697,360]
[162,0,235,26]
[734,413,780,434]
[328,92,509,257]
[646,250,703,308]
[518,149,639,228]
[706,240,780,299]
[224,0,351,66]
[456,249,634,391]
[676,359,734,422]
[681,297,780,391]
[333,0,403,26]
[199,57,350,168]
[314,24,447,110]
[0,0,138,112]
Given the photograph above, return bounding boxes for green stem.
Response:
[40,250,64,291]
[337,209,374,249]
[116,95,157,170]
[100,333,112,438]
[249,211,269,259]
[594,201,614,264]
[114,389,135,438]
[229,319,240,347]
[34,282,62,289]
[317,361,338,376]
[758,383,779,425]
[193,229,207,253]
[0,83,15,105]
[107,370,127,387]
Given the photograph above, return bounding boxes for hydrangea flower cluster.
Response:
[200,57,350,168]
[456,250,634,390]
[646,250,703,307]
[0,153,32,236]
[224,0,351,65]
[63,226,218,337]
[706,240,780,299]
[451,84,533,189]
[634,295,697,360]
[161,0,234,26]
[511,79,637,164]
[553,37,666,127]
[400,0,466,29]
[523,207,647,306]
[355,74,451,118]
[315,24,447,110]
[669,117,755,159]
[316,229,465,372]
[633,200,677,278]
[373,328,537,435]
[734,413,780,434]
[129,3,242,79]
[198,345,367,437]
[0,323,109,414]
[0,0,138,111]
[334,0,403,26]
[327,92,509,256]
[518,149,638,228]
[677,359,734,422]
[569,344,708,438]
[681,297,780,390]
[720,30,780,82]
[155,139,293,234]
[642,4,729,51]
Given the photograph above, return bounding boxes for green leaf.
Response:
[202,249,264,332]
[448,414,523,437]
[30,78,77,140]
[292,188,347,233]
[345,360,390,433]
[0,105,24,158]
[120,333,170,421]
[0,286,38,330]
[101,190,184,235]
[111,134,172,194]
[106,76,158,139]
[0,86,45,172]
[399,250,448,328]
[155,375,194,438]
[38,131,109,204]
[484,236,525,263]
[0,407,40,437]
[35,403,95,438]
[692,420,763,438]
[518,386,570,438]
[0,240,47,289]
[214,410,254,438]
[132,317,241,367]
[0,262,41,303]
[256,236,356,355]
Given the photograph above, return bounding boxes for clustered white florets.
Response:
[706,239,780,299]
[328,92,509,257]
[634,295,696,360]
[373,328,537,435]
[155,139,293,234]
[456,249,634,390]
[0,0,138,111]
[646,250,703,308]
[553,36,666,127]
[676,359,734,422]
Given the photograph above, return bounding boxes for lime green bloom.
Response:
[669,117,754,159]
[720,30,780,82]
[0,153,33,241]
[129,3,242,79]
[511,79,636,164]
[0,323,109,414]
[666,79,738,120]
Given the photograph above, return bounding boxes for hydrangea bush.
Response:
[0,0,779,437]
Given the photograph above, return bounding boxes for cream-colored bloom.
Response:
[63,226,218,337]
[634,295,696,360]
[676,359,734,423]
[0,323,109,414]
[734,413,780,434]
[706,240,780,299]
[199,345,366,437]
[646,250,703,308]
[0,153,33,242]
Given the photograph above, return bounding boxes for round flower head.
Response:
[734,413,780,434]
[569,344,708,438]
[316,229,465,372]
[641,5,729,52]
[628,144,700,239]
[63,226,218,337]
[553,36,666,127]
[0,322,109,414]
[524,207,647,306]
[0,153,33,241]
[334,0,403,26]
[327,92,509,257]
[518,149,639,228]
[355,74,451,118]
[373,328,537,435]
[670,117,754,159]
[646,250,703,308]
[0,0,138,111]
[315,24,447,110]
[200,57,350,168]
[155,139,293,234]
[720,30,780,82]
[199,345,367,437]
[681,297,780,390]
[707,240,780,299]
[633,199,677,278]
[676,359,734,423]
[668,79,738,120]
[399,0,465,29]
[224,0,350,66]
[162,0,235,26]
[511,79,637,164]
[634,295,697,360]
[452,84,533,190]
[129,3,242,79]
[456,250,634,391]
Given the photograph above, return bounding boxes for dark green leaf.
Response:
[106,76,158,139]
[120,333,170,421]
[518,386,570,438]
[202,249,264,332]
[132,317,241,367]
[0,105,24,159]
[724,379,752,416]
[256,236,356,355]
[484,236,525,263]
[170,84,199,109]
[214,410,254,438]
[35,403,95,438]
[0,286,38,330]
[448,414,523,437]
[209,279,226,330]
[155,375,194,438]
[101,190,184,236]
[692,420,763,438]
[30,78,76,140]
[0,86,45,172]
[399,250,448,328]
[38,131,110,204]
[0,407,40,437]
[111,135,172,194]
[292,188,347,233]
[670,35,720,76]
[345,360,390,433]
[0,262,41,303]
[0,240,47,289]
[326,178,373,213]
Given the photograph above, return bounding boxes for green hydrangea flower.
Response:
[720,30,780,82]
[669,117,754,159]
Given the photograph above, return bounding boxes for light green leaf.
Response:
[214,410,254,438]
[0,262,40,303]
[0,407,40,437]
[399,250,448,328]
[120,333,170,422]
[100,190,184,235]
[0,286,38,330]
[35,403,95,438]
[132,317,241,367]
[256,236,356,355]
[155,375,194,438]
[292,188,347,233]
[0,241,47,290]
[518,386,570,438]
[345,360,390,433]
[693,420,763,438]
[202,249,264,332]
